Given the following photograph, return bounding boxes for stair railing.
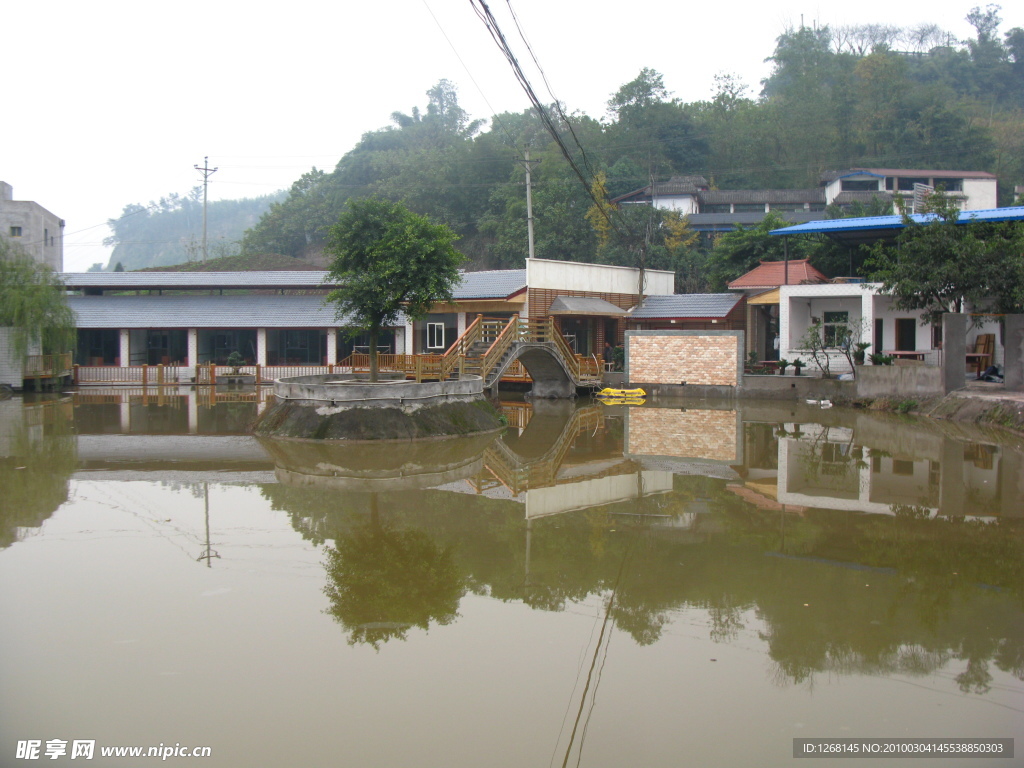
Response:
[438,313,483,381]
[479,314,522,383]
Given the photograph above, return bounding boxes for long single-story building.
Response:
[59,258,675,382]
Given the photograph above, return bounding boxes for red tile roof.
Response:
[727,259,828,290]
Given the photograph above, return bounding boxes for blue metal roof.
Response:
[770,206,1024,237]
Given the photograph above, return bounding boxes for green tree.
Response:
[708,212,818,289]
[866,193,1024,322]
[0,240,76,360]
[323,197,464,381]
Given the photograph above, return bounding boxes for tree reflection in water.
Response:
[257,404,1024,691]
[321,494,465,650]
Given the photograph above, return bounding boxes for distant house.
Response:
[0,181,64,271]
[726,259,828,361]
[819,168,998,213]
[610,167,999,242]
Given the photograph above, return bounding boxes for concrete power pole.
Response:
[193,157,218,262]
[521,150,540,260]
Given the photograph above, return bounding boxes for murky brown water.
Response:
[1,390,1022,767]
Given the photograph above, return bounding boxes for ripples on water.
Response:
[1,391,1021,767]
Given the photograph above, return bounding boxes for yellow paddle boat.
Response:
[597,396,646,406]
[595,387,646,399]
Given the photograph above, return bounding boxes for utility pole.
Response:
[521,150,540,260]
[193,156,218,262]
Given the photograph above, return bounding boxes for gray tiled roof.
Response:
[66,294,409,329]
[611,175,710,203]
[700,189,824,204]
[61,268,527,300]
[453,269,526,299]
[61,271,335,290]
[630,293,742,319]
[548,296,627,316]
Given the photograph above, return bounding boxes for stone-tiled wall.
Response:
[627,331,742,386]
[627,408,739,463]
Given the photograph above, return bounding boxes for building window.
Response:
[932,178,963,192]
[822,311,849,347]
[840,180,879,192]
[9,226,22,237]
[426,322,446,350]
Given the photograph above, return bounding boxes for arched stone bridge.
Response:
[457,316,603,398]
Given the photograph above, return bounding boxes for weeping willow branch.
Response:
[0,240,76,359]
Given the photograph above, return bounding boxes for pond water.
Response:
[1,390,1022,767]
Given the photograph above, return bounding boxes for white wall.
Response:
[780,283,875,373]
[0,327,43,389]
[0,183,64,272]
[962,178,998,211]
[527,258,674,296]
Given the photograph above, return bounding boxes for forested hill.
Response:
[102,190,285,272]
[241,9,1022,284]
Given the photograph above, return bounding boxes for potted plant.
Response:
[222,351,255,385]
[225,351,246,374]
[745,350,760,374]
[777,358,790,375]
[792,359,804,376]
[868,352,893,366]
[853,342,871,365]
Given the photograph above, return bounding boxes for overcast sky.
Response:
[5,0,1021,272]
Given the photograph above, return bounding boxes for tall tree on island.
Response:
[323,198,464,382]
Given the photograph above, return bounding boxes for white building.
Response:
[0,181,64,271]
[778,282,1003,375]
[819,168,998,213]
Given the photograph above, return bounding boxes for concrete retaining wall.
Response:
[273,373,484,406]
[255,374,502,441]
[856,365,944,398]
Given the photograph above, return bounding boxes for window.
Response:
[841,180,879,192]
[426,322,445,350]
[822,311,849,347]
[932,177,963,192]
[9,226,22,237]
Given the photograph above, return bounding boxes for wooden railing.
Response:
[23,352,73,379]
[478,314,522,383]
[438,314,482,381]
[482,404,605,493]
[75,364,184,386]
[67,316,597,389]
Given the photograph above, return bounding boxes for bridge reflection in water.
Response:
[7,390,1020,525]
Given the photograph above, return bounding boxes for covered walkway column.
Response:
[118,329,130,367]
[326,328,337,365]
[402,321,414,355]
[187,329,198,369]
[861,290,874,352]
[257,329,267,366]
